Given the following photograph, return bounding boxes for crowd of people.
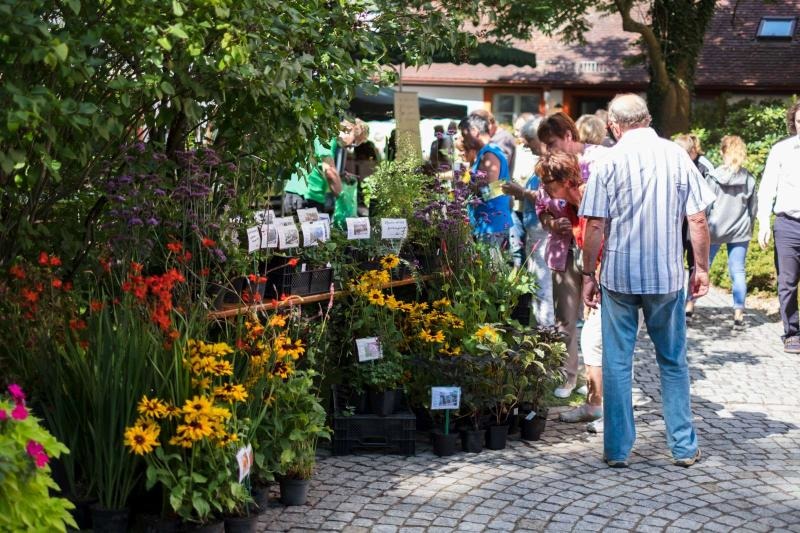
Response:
[453,95,800,467]
[282,97,800,467]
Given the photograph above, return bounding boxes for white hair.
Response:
[608,94,651,128]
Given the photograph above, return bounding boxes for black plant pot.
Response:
[486,424,509,450]
[368,389,398,417]
[184,521,225,533]
[413,406,434,431]
[507,413,520,435]
[432,431,459,457]
[520,409,548,441]
[224,514,258,533]
[90,505,130,533]
[251,485,270,512]
[279,478,311,506]
[141,514,180,533]
[69,498,97,531]
[461,429,485,453]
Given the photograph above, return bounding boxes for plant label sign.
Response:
[246,226,261,253]
[431,387,461,410]
[381,218,408,240]
[355,337,383,362]
[260,225,279,248]
[302,221,330,247]
[318,213,331,227]
[253,209,275,224]
[296,208,320,224]
[273,216,297,227]
[278,225,300,249]
[236,443,254,483]
[346,217,371,240]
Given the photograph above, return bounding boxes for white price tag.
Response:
[296,208,320,224]
[278,225,300,249]
[356,337,383,362]
[346,217,371,240]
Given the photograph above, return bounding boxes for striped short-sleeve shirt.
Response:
[578,127,715,295]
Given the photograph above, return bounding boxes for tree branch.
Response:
[613,0,670,91]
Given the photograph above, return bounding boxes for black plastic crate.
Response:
[307,267,334,295]
[332,413,416,456]
[265,258,333,298]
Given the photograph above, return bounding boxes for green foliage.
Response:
[691,96,795,179]
[0,395,76,532]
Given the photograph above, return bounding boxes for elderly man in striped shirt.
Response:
[579,94,715,468]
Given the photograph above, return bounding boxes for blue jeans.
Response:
[710,242,748,309]
[601,288,698,462]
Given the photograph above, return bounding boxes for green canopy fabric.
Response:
[431,42,537,68]
[349,88,468,122]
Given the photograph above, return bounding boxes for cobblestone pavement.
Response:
[259,287,800,532]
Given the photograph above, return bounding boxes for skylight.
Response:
[756,17,796,39]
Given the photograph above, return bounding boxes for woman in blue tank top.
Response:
[469,143,513,245]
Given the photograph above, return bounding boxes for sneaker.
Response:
[784,336,800,354]
[673,448,702,467]
[603,455,629,468]
[586,417,603,433]
[733,309,745,330]
[559,404,602,423]
[575,385,588,396]
[553,384,575,398]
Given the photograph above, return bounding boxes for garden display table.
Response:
[208,275,433,320]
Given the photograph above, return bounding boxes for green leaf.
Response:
[168,24,189,40]
[53,42,69,62]
[157,37,172,51]
[66,0,80,14]
[172,0,184,17]
[160,81,175,95]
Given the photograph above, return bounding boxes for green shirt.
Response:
[284,138,338,204]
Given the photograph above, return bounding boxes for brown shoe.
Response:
[674,448,701,467]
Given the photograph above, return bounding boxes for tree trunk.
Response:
[649,76,692,137]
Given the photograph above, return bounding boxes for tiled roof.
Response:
[403,1,800,91]
[696,0,800,89]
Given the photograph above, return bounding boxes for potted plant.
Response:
[271,370,330,506]
[519,326,568,441]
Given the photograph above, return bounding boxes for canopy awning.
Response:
[349,87,468,122]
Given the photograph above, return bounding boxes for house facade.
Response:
[399,0,800,125]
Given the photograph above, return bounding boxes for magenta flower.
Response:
[26,440,49,468]
[11,403,27,421]
[0,409,7,421]
[7,383,25,403]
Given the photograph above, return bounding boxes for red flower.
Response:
[49,255,62,267]
[38,252,49,266]
[200,268,210,277]
[201,237,216,248]
[79,340,89,350]
[51,278,63,289]
[69,318,87,331]
[62,281,73,292]
[131,262,143,274]
[90,300,104,312]
[287,258,299,267]
[9,265,25,280]
[166,242,183,254]
[181,251,192,263]
[21,288,40,304]
[99,258,111,273]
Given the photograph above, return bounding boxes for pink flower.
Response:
[8,383,25,403]
[11,403,27,421]
[26,440,49,468]
[0,409,7,421]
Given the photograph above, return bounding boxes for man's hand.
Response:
[582,273,601,309]
[758,224,772,250]
[689,268,710,300]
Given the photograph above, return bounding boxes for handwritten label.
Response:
[381,218,408,240]
[246,226,261,253]
[346,217,371,240]
[356,337,383,362]
[431,387,461,410]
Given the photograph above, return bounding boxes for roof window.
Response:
[756,17,796,39]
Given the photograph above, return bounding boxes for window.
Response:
[756,17,796,39]
[492,93,540,125]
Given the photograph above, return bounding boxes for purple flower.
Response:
[153,188,166,197]
[128,217,143,226]
[146,217,159,226]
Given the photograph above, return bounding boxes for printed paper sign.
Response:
[302,221,330,247]
[381,218,408,240]
[259,225,279,249]
[356,337,383,362]
[236,444,254,483]
[246,226,262,253]
[431,387,461,410]
[253,209,275,224]
[278,225,300,249]
[296,208,320,224]
[346,217,371,240]
[273,216,297,227]
[318,213,331,226]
